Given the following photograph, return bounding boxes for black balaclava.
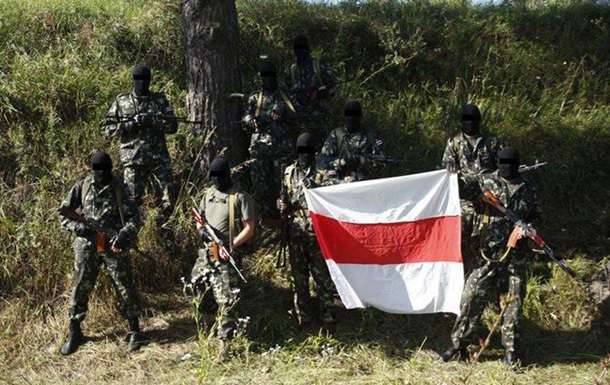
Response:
[296,132,316,168]
[91,151,113,186]
[259,61,278,92]
[344,100,362,133]
[132,64,151,97]
[208,157,232,192]
[497,147,520,180]
[293,35,311,65]
[461,103,481,136]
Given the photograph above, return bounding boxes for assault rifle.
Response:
[518,161,547,173]
[106,112,203,125]
[368,139,406,165]
[191,207,247,283]
[481,191,576,278]
[230,158,256,176]
[58,206,119,253]
[276,170,290,269]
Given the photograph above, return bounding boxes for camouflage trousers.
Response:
[124,161,175,249]
[123,161,174,223]
[460,199,479,277]
[69,237,140,322]
[289,228,335,324]
[191,247,241,340]
[450,259,526,354]
[588,261,610,330]
[248,128,291,220]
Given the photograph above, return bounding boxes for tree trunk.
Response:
[182,0,246,169]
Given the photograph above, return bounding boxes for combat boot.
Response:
[216,339,230,362]
[127,318,145,352]
[504,350,521,367]
[441,345,468,362]
[60,320,84,355]
[321,308,337,325]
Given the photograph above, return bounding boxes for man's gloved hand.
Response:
[111,228,131,253]
[74,223,92,237]
[135,112,157,128]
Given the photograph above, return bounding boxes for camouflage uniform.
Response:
[102,92,177,225]
[242,89,295,218]
[442,133,503,273]
[285,58,337,141]
[449,171,538,356]
[589,261,610,331]
[59,174,141,322]
[316,126,376,185]
[282,161,335,324]
[190,185,256,340]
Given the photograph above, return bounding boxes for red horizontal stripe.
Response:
[310,213,462,264]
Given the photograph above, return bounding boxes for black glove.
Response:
[112,228,132,250]
[74,223,92,237]
[135,112,157,127]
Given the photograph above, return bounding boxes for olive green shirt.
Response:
[198,185,256,243]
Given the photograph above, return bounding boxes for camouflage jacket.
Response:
[442,132,502,175]
[467,172,538,261]
[242,89,296,130]
[317,127,375,183]
[285,58,337,112]
[102,91,177,167]
[282,162,317,233]
[59,174,140,242]
[242,89,296,158]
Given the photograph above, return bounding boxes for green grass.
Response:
[0,0,609,383]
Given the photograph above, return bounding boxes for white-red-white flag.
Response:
[305,170,463,315]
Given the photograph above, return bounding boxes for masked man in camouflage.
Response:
[243,61,296,220]
[588,261,610,333]
[191,157,256,358]
[442,147,538,367]
[285,35,337,141]
[277,133,336,326]
[442,104,503,274]
[58,151,143,355]
[102,64,177,244]
[317,100,378,185]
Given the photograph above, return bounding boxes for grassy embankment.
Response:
[1,0,609,383]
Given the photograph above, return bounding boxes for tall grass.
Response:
[0,0,608,335]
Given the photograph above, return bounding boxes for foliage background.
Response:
[0,0,609,383]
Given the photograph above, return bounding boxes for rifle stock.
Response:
[481,191,576,278]
[191,207,247,283]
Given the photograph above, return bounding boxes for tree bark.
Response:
[182,0,246,168]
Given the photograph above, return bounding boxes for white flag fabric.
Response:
[305,170,463,315]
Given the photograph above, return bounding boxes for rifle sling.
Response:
[255,91,296,118]
[228,193,237,252]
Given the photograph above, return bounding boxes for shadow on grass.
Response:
[235,269,610,366]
